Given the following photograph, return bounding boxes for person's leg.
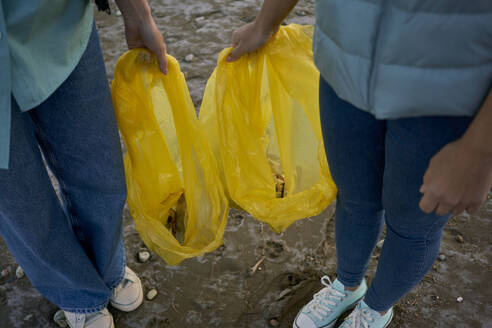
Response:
[0,99,111,313]
[364,116,473,311]
[29,23,127,291]
[319,78,386,287]
[293,78,388,328]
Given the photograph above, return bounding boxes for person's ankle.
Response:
[364,300,388,316]
[344,285,360,292]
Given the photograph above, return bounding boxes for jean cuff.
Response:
[60,299,109,314]
[364,288,393,313]
[336,268,365,288]
[108,252,127,291]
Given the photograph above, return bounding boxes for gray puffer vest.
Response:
[314,0,492,119]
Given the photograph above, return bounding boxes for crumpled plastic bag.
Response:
[111,50,229,265]
[200,24,337,233]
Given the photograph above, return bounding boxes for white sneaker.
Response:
[109,266,143,312]
[63,309,114,328]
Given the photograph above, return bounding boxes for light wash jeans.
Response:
[320,78,473,311]
[0,24,127,313]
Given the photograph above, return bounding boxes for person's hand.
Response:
[227,22,277,62]
[419,138,492,216]
[123,15,168,74]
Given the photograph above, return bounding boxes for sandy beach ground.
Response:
[1,1,491,327]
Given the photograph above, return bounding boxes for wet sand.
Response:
[1,1,491,327]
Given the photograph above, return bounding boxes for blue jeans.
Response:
[319,78,472,312]
[0,25,127,313]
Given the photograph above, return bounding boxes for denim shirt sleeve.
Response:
[0,2,11,170]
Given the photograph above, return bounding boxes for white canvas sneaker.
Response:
[64,309,114,328]
[110,266,143,312]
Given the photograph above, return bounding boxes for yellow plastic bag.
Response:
[200,24,337,233]
[111,50,229,265]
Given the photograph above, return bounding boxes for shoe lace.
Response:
[306,276,346,321]
[344,306,374,328]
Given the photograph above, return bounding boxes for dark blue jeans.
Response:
[320,78,472,311]
[0,25,127,313]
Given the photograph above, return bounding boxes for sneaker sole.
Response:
[383,310,394,328]
[109,277,144,312]
[292,296,364,328]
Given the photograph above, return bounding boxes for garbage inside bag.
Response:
[166,194,187,245]
[200,24,337,233]
[111,50,229,265]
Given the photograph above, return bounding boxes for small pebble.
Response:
[376,239,385,250]
[269,319,279,327]
[455,235,464,243]
[138,250,151,263]
[24,314,33,321]
[185,54,194,62]
[457,296,464,303]
[438,254,446,262]
[146,288,158,301]
[16,266,24,279]
[1,268,8,278]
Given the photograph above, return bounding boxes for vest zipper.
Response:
[367,0,389,114]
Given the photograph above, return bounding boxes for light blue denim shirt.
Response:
[0,0,94,169]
